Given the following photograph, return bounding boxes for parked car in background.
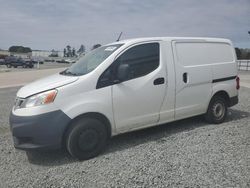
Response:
[0,58,5,65]
[44,59,55,62]
[31,57,44,64]
[23,60,34,68]
[5,56,34,68]
[23,57,43,65]
[65,59,76,64]
[56,59,70,64]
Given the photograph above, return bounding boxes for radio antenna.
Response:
[116,32,123,41]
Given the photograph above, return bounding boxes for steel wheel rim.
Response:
[213,102,225,119]
[78,129,99,151]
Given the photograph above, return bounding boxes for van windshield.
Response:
[60,44,123,76]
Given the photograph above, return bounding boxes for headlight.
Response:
[19,89,57,108]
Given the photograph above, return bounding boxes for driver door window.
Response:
[97,43,159,89]
[115,43,159,81]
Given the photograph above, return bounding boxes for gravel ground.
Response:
[0,87,249,187]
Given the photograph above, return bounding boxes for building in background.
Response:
[0,49,10,59]
[0,50,31,58]
[32,50,63,58]
[9,51,32,58]
[1,49,64,61]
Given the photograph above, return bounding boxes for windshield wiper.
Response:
[60,69,79,76]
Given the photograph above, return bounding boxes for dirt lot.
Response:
[0,85,249,187]
[0,66,66,89]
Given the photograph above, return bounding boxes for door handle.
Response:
[154,77,165,85]
[183,72,188,83]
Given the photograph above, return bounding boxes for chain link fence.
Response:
[237,60,250,71]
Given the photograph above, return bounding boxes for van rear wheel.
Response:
[66,117,108,160]
[205,95,227,124]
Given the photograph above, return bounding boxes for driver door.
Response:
[111,42,167,132]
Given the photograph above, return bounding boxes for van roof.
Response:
[108,37,232,46]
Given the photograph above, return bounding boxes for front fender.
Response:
[55,86,116,135]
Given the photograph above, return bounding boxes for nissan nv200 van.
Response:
[10,37,239,160]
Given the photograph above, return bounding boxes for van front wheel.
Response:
[205,95,227,124]
[66,118,108,160]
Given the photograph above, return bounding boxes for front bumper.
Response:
[9,110,71,150]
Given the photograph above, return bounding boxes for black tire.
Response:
[22,65,27,68]
[14,65,17,68]
[66,118,108,160]
[205,95,227,124]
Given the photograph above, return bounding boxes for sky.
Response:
[0,0,249,51]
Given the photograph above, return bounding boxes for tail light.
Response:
[236,76,240,90]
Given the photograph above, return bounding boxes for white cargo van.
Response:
[10,37,239,160]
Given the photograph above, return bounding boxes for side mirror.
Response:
[115,64,129,83]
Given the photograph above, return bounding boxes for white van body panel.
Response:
[52,69,117,134]
[55,83,116,133]
[173,41,212,120]
[12,37,239,139]
[172,39,237,120]
[212,81,238,98]
[158,41,175,124]
[112,41,168,132]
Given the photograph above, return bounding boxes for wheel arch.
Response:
[205,90,230,124]
[62,112,112,147]
[210,90,230,107]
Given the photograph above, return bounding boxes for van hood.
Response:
[17,73,79,98]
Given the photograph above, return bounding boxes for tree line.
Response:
[63,44,101,57]
[7,44,102,57]
[8,46,32,53]
[235,48,250,60]
[7,45,250,60]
